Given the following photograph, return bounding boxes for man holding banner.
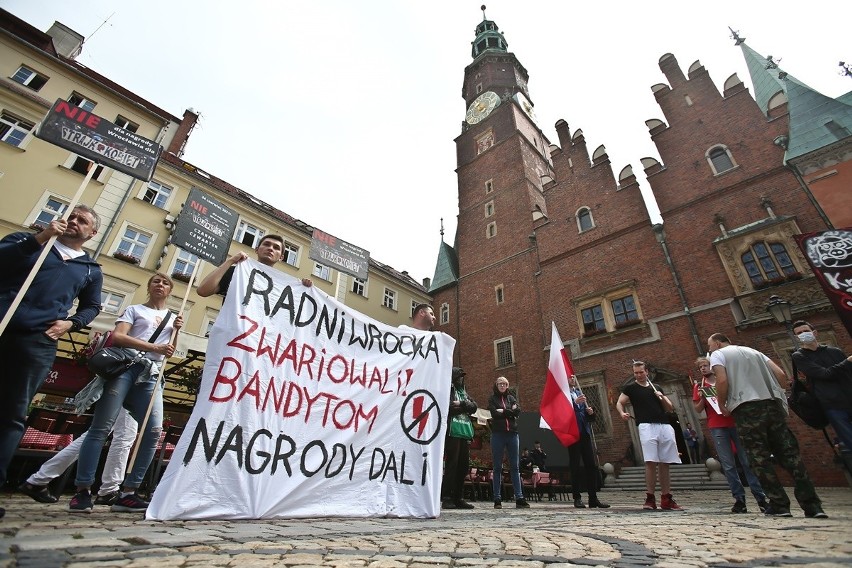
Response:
[0,206,103,515]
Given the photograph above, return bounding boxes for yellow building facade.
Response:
[0,10,431,416]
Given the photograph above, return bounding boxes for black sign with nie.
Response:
[35,99,162,181]
[171,188,239,265]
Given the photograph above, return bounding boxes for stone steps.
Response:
[604,463,731,491]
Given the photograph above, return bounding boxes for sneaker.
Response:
[515,498,530,508]
[643,493,657,510]
[757,499,769,513]
[454,500,475,509]
[95,491,121,506]
[660,494,683,511]
[804,506,828,519]
[110,492,149,513]
[588,499,610,509]
[68,490,93,513]
[573,498,586,508]
[763,506,792,517]
[494,500,502,509]
[18,482,58,504]
[731,499,747,514]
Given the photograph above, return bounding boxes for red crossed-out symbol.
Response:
[400,389,441,445]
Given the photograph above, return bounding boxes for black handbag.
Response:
[788,357,829,430]
[87,311,172,379]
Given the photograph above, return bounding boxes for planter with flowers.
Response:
[171,271,192,284]
[112,251,140,265]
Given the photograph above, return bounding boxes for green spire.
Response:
[471,5,508,59]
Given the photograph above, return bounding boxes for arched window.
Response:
[741,242,797,286]
[707,145,736,174]
[576,207,594,232]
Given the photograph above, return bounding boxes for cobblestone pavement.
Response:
[0,488,850,567]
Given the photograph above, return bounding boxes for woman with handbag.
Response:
[70,273,182,514]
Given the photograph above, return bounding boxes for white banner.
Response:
[147,260,455,520]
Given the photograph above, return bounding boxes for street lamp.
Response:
[766,294,798,347]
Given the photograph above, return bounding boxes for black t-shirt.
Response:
[217,266,236,297]
[622,382,669,425]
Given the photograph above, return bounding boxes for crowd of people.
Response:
[1,209,849,520]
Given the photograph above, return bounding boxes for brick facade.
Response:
[433,27,851,486]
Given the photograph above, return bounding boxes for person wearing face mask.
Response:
[790,321,852,456]
[707,333,826,518]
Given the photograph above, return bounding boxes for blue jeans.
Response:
[76,361,162,489]
[825,408,852,454]
[0,330,58,487]
[491,430,523,500]
[710,426,765,501]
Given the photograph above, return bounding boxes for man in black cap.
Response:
[442,366,477,509]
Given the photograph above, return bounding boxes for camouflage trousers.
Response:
[732,399,821,512]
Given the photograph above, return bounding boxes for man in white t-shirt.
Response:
[708,333,826,518]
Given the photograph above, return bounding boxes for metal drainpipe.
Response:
[653,223,703,355]
[92,123,171,260]
[788,165,833,230]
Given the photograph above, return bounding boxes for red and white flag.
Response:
[539,322,580,446]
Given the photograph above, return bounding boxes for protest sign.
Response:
[309,229,370,280]
[147,260,455,520]
[35,99,162,181]
[169,187,239,266]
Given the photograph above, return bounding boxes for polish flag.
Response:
[539,322,580,446]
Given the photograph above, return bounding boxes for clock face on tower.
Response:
[466,91,501,125]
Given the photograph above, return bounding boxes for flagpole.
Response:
[0,163,96,336]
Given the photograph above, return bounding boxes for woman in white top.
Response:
[70,272,182,513]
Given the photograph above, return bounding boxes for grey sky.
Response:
[4,1,848,283]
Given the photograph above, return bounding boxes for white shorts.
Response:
[638,423,681,464]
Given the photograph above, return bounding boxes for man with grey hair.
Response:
[0,205,103,518]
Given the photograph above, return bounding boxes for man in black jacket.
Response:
[791,321,852,455]
[0,206,103,517]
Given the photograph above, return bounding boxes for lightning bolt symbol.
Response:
[413,395,428,437]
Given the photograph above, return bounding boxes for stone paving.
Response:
[0,488,850,567]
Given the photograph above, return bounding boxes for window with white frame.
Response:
[576,284,643,336]
[100,290,126,315]
[172,249,199,278]
[577,207,595,232]
[114,115,139,133]
[0,111,35,147]
[440,303,449,325]
[383,288,397,310]
[30,195,68,229]
[351,277,366,296]
[410,300,419,318]
[11,65,48,91]
[485,179,494,193]
[485,201,494,217]
[235,221,264,247]
[68,92,96,112]
[115,226,151,261]
[495,337,514,367]
[281,241,299,267]
[707,145,736,175]
[486,222,496,238]
[313,263,331,281]
[495,284,504,304]
[142,180,172,208]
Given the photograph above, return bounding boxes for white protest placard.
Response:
[147,260,455,520]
